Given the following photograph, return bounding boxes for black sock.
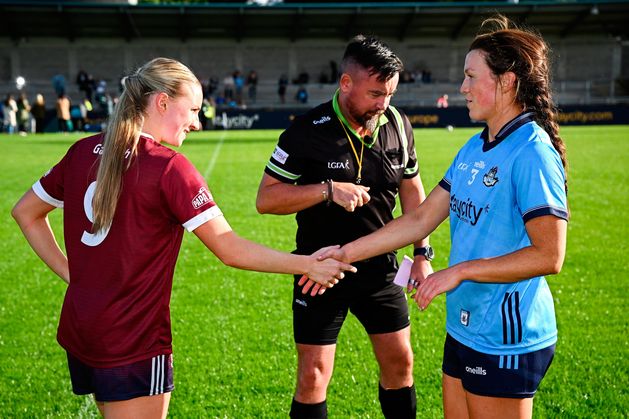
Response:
[379,383,417,419]
[289,398,328,419]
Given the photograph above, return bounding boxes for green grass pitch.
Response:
[0,125,627,417]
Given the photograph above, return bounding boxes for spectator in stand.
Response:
[294,71,310,85]
[87,74,96,101]
[31,94,47,134]
[202,97,217,130]
[77,70,88,90]
[76,70,94,101]
[94,80,110,115]
[3,94,18,134]
[71,99,89,132]
[52,74,66,96]
[206,76,219,98]
[295,85,308,104]
[223,73,235,101]
[233,70,245,105]
[17,92,32,134]
[56,93,72,133]
[421,69,432,84]
[247,70,258,104]
[437,94,449,108]
[400,70,414,84]
[70,105,82,132]
[278,74,288,104]
[215,95,226,106]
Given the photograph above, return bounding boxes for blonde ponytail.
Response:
[91,58,199,233]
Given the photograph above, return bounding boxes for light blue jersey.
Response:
[438,112,568,355]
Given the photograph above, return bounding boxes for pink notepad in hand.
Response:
[393,255,414,287]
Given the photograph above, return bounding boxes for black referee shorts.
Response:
[292,261,410,345]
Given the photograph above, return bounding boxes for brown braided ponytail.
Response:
[470,15,568,189]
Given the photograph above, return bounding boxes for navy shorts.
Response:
[442,334,555,399]
[292,260,410,345]
[67,352,174,402]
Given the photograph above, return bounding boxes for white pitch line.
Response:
[203,130,227,179]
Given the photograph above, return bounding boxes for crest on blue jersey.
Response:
[460,309,470,326]
[483,166,499,187]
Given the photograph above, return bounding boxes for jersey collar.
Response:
[480,111,535,152]
[332,89,388,148]
[140,132,156,141]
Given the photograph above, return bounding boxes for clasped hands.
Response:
[305,245,356,291]
[303,246,447,311]
[299,183,369,289]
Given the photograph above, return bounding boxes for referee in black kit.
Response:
[256,35,433,419]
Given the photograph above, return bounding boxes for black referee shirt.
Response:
[265,92,419,258]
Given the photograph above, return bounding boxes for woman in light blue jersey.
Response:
[303,14,569,419]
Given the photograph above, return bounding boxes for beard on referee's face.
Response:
[363,114,380,133]
[346,99,382,128]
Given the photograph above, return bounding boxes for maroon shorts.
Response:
[67,352,174,402]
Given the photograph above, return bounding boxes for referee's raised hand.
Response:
[331,181,370,212]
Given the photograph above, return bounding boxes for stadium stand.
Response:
[1,0,628,122]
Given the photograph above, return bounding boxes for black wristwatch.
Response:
[413,245,434,261]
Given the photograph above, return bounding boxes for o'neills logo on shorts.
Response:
[191,187,212,209]
[465,366,487,375]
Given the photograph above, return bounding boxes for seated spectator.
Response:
[94,79,110,115]
[206,76,219,98]
[421,69,432,83]
[293,71,309,85]
[295,85,308,104]
[247,70,258,103]
[223,74,235,101]
[70,99,89,132]
[202,97,216,130]
[233,70,244,104]
[76,70,95,101]
[437,94,449,108]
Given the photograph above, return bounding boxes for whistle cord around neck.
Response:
[338,117,365,184]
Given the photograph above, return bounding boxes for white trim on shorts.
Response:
[149,354,166,396]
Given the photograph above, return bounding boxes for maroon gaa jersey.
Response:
[33,133,222,368]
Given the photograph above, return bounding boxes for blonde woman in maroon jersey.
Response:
[12,57,353,419]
